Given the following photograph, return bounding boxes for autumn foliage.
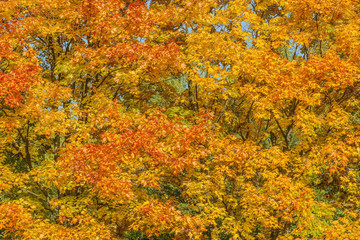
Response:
[1,0,360,239]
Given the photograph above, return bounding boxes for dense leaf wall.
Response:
[1,0,360,239]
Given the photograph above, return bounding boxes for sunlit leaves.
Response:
[1,0,360,239]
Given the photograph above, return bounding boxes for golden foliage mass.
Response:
[1,0,360,239]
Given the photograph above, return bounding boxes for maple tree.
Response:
[1,0,360,239]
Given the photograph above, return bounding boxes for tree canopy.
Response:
[1,0,360,239]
